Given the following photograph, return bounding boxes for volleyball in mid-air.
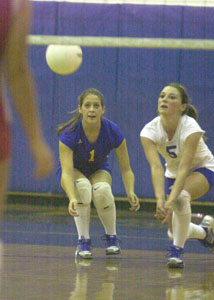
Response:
[46,45,82,75]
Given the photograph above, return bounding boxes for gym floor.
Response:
[1,202,214,300]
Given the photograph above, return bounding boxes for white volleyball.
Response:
[46,45,82,75]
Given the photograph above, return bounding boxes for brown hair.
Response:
[168,83,198,120]
[57,88,104,136]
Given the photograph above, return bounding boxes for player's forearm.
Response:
[7,60,44,143]
[61,172,76,200]
[121,169,135,196]
[151,166,165,201]
[167,167,189,202]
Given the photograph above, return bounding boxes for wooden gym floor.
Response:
[0,203,214,300]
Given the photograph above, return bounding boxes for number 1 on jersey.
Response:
[89,149,95,162]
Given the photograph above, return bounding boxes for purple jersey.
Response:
[57,118,125,178]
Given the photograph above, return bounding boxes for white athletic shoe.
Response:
[101,234,121,255]
[198,215,214,252]
[75,236,93,259]
[167,245,184,269]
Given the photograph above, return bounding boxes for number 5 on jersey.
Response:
[166,145,177,158]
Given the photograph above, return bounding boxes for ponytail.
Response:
[57,110,81,136]
[184,104,207,141]
[183,104,198,121]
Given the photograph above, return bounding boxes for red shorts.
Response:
[0,85,12,161]
[0,121,11,161]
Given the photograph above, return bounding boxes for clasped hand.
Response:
[155,199,174,224]
[68,198,79,217]
[128,193,140,212]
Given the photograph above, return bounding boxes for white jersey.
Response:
[140,115,214,178]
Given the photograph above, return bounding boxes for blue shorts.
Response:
[165,167,214,195]
[56,161,112,181]
[77,165,112,179]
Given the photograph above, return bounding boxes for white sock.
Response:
[168,222,206,241]
[172,211,191,248]
[74,205,91,240]
[167,229,173,241]
[97,203,116,235]
[187,222,206,239]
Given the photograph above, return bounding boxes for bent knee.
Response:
[173,190,191,215]
[92,182,114,211]
[75,178,92,206]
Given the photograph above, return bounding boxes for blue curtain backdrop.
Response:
[9,2,214,201]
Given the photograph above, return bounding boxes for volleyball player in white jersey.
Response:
[140,83,214,268]
[0,0,54,268]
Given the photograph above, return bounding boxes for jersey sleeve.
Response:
[182,117,205,141]
[140,121,159,143]
[110,122,125,148]
[58,129,76,150]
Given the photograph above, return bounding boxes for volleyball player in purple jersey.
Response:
[140,83,214,268]
[57,88,140,259]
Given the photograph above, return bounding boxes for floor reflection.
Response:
[69,259,119,300]
[166,269,214,300]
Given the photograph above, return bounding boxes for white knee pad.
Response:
[172,190,191,215]
[92,182,114,211]
[75,178,92,206]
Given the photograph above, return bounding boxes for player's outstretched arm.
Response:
[115,139,140,211]
[141,137,165,220]
[59,142,79,216]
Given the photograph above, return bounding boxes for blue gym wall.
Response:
[9,2,214,201]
